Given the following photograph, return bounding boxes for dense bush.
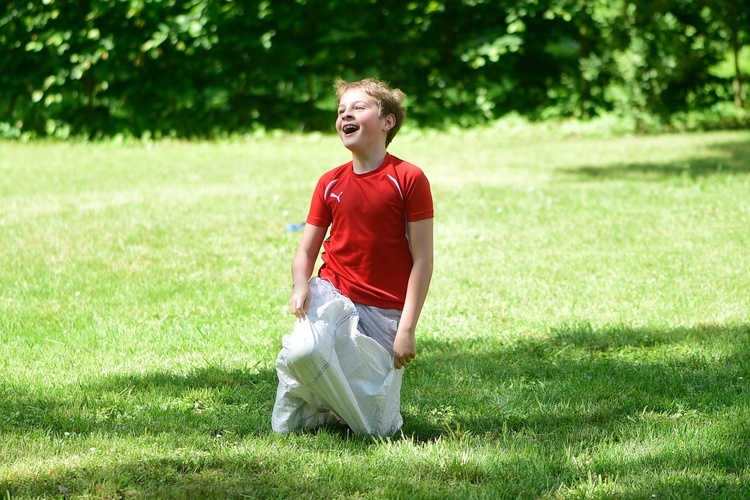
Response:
[0,0,748,139]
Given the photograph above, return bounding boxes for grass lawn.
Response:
[1,126,749,498]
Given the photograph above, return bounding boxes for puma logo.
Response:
[330,191,343,203]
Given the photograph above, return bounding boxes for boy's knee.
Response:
[279,335,330,371]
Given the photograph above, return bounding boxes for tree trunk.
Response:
[730,0,743,107]
[578,6,593,119]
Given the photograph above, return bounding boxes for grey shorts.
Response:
[354,303,402,356]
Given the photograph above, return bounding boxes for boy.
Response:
[272,78,434,436]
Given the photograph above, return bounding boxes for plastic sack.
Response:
[272,278,403,436]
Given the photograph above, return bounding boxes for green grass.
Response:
[1,127,749,499]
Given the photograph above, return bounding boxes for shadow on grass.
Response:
[398,322,750,498]
[0,363,283,496]
[403,323,750,452]
[0,365,278,440]
[559,139,750,180]
[3,323,749,497]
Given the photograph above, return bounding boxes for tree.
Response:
[703,0,749,107]
[0,0,746,138]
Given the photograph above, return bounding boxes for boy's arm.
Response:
[290,223,327,319]
[393,217,434,369]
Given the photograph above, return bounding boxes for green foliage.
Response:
[0,0,748,138]
[711,46,750,79]
[670,101,750,131]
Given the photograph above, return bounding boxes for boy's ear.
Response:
[382,114,396,131]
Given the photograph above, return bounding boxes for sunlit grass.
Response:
[1,129,749,498]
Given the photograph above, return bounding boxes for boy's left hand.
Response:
[392,330,416,369]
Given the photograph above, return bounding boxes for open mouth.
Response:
[342,124,359,135]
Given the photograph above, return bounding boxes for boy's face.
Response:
[336,90,393,154]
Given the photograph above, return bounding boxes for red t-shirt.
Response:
[306,153,434,310]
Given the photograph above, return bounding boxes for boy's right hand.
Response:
[289,283,311,319]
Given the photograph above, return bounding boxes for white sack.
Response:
[272,278,403,436]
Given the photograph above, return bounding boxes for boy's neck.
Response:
[351,148,388,174]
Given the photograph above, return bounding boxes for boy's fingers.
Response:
[289,298,305,318]
[394,354,415,369]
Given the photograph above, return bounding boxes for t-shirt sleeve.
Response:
[306,176,332,227]
[403,167,434,222]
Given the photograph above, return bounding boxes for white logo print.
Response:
[330,191,344,203]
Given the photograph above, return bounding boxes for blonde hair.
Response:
[335,78,406,147]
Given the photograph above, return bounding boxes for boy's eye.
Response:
[337,103,366,115]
